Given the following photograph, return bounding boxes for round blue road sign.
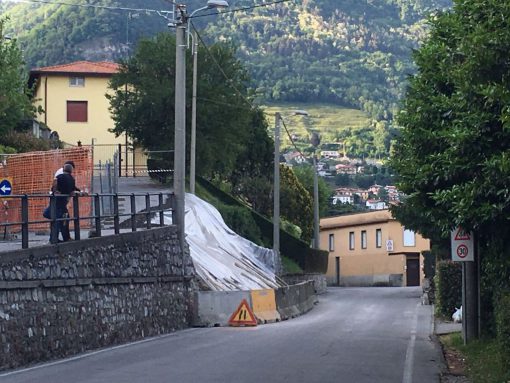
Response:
[0,179,13,196]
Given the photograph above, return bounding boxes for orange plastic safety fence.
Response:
[0,147,93,233]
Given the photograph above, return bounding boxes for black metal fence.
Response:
[0,192,175,249]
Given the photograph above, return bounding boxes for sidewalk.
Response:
[435,319,462,335]
[435,317,470,383]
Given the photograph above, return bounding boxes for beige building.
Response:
[30,61,149,172]
[30,61,122,146]
[320,210,430,287]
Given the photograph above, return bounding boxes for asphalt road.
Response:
[0,287,443,383]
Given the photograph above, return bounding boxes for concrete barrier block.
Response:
[193,291,251,327]
[276,281,316,320]
[250,289,280,324]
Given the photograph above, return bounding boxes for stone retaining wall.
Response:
[276,281,316,320]
[0,226,196,371]
[283,273,328,294]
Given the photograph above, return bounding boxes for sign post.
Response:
[451,227,479,343]
[0,178,13,240]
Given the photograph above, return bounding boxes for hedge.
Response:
[495,292,510,370]
[434,260,462,318]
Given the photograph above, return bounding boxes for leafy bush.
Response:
[217,205,263,246]
[280,218,302,240]
[0,131,50,152]
[281,256,302,274]
[495,292,510,370]
[435,261,462,318]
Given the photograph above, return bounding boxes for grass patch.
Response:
[441,333,510,383]
[262,102,370,151]
[281,255,303,274]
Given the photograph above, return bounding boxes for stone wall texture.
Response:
[0,226,196,371]
[283,273,328,295]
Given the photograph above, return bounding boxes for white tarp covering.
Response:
[162,193,284,291]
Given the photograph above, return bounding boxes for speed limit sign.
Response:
[451,227,474,262]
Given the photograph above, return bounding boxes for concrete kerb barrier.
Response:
[193,282,317,327]
[250,289,280,324]
[193,290,251,327]
[276,281,317,320]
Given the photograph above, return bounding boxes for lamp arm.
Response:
[187,6,210,48]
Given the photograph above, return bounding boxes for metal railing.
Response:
[0,192,175,249]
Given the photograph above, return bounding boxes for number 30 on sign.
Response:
[451,227,474,262]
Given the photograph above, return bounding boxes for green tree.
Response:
[390,0,510,334]
[377,187,389,203]
[279,165,313,243]
[335,173,350,187]
[108,33,272,188]
[391,1,510,237]
[0,18,35,136]
[292,164,331,218]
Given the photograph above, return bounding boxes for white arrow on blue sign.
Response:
[0,179,12,196]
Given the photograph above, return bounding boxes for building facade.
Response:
[30,61,121,146]
[320,210,430,287]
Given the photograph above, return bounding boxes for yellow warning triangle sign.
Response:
[454,227,471,241]
[228,299,258,327]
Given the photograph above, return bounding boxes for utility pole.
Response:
[174,9,187,251]
[311,132,321,249]
[190,29,198,194]
[452,227,479,343]
[273,113,281,262]
[463,233,479,343]
[312,152,320,248]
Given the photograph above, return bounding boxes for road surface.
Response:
[1,287,443,383]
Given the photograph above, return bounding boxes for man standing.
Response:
[51,160,79,194]
[53,163,80,242]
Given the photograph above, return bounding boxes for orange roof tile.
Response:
[31,61,120,75]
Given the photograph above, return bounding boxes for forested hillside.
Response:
[1,0,451,122]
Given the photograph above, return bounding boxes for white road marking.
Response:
[0,328,203,378]
[402,303,419,383]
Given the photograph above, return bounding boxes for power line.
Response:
[4,0,291,16]
[280,117,309,160]
[192,22,255,110]
[197,97,254,111]
[3,0,171,14]
[190,0,292,19]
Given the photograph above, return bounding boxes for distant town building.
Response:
[366,199,387,210]
[283,151,306,164]
[369,184,383,195]
[321,150,340,158]
[332,194,353,205]
[335,164,357,175]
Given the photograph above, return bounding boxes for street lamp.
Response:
[173,1,227,250]
[310,131,321,249]
[189,0,229,194]
[290,110,320,249]
[273,110,321,266]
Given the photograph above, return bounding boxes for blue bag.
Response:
[43,206,51,219]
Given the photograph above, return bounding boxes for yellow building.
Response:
[320,210,430,287]
[30,61,121,146]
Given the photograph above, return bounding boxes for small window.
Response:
[69,77,85,87]
[67,101,88,122]
[349,231,355,250]
[403,229,416,247]
[328,234,334,252]
[361,230,367,249]
[376,229,382,248]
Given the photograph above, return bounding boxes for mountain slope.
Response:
[2,0,452,120]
